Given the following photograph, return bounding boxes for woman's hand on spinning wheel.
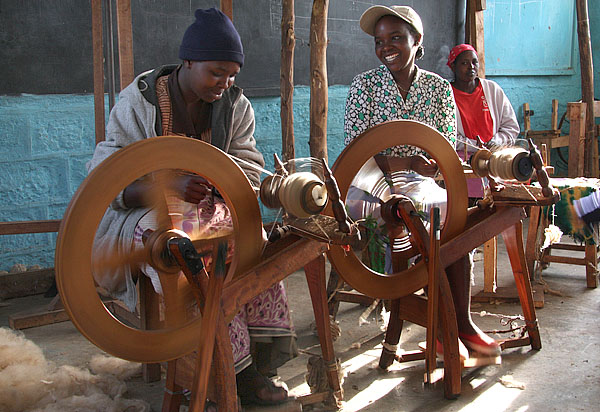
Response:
[122,173,211,208]
[411,155,439,177]
[174,173,212,204]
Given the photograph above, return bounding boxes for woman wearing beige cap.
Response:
[344,5,501,358]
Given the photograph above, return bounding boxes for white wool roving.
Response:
[31,393,150,412]
[0,327,150,412]
[89,355,143,382]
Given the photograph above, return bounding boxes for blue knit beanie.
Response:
[179,8,244,67]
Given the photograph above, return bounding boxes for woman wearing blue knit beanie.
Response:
[179,8,245,66]
[87,8,293,410]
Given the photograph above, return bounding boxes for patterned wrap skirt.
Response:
[133,192,297,373]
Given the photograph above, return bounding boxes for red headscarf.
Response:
[447,44,477,69]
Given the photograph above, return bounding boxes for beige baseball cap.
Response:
[359,5,423,37]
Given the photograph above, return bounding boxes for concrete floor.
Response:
[1,228,599,412]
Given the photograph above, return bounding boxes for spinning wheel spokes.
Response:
[56,137,263,363]
[147,169,177,233]
[160,271,194,328]
[328,120,468,300]
[91,247,149,277]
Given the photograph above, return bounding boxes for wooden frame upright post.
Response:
[568,102,587,177]
[281,0,296,163]
[575,0,597,177]
[309,0,329,164]
[467,0,500,291]
[551,99,559,131]
[523,103,532,132]
[91,0,106,144]
[465,0,486,77]
[116,0,134,89]
[220,0,233,20]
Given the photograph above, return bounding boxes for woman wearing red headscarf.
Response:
[448,44,520,198]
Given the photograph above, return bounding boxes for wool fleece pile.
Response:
[0,327,149,412]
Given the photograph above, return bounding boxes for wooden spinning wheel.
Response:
[328,120,469,299]
[55,136,264,363]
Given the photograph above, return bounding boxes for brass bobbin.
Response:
[270,172,328,218]
[471,147,533,182]
[488,148,533,182]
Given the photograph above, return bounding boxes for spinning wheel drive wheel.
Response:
[55,136,263,363]
[328,120,468,299]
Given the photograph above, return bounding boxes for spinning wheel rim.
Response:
[328,120,468,299]
[55,137,263,362]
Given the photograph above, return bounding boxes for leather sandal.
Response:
[204,400,217,412]
[236,364,289,406]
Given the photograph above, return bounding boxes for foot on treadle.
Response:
[418,340,469,361]
[436,339,470,361]
[459,332,501,356]
[237,364,290,407]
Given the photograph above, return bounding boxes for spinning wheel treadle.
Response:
[55,136,264,363]
[328,120,468,299]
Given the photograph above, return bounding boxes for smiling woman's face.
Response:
[374,16,421,76]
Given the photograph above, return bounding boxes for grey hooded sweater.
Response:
[87,65,265,309]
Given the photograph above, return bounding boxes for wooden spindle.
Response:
[321,159,350,233]
[528,138,553,197]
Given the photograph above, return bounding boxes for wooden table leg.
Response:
[483,237,498,293]
[162,360,184,412]
[379,299,402,370]
[525,206,542,280]
[585,243,599,288]
[425,208,441,383]
[304,254,343,403]
[212,312,239,411]
[502,222,542,350]
[380,216,411,371]
[438,272,462,399]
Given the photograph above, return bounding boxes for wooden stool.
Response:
[473,215,546,308]
[525,178,600,289]
[527,206,599,288]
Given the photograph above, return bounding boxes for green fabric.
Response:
[543,178,600,245]
[363,215,387,274]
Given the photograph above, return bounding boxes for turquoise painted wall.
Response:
[483,0,600,176]
[0,1,598,271]
[250,85,348,172]
[0,87,348,271]
[0,95,96,271]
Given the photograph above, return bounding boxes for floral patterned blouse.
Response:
[344,65,457,158]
